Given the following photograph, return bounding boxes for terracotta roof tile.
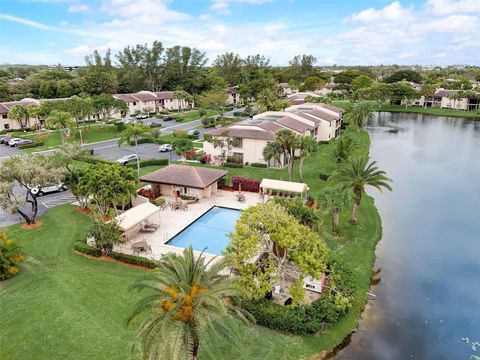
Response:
[277,116,314,132]
[139,165,227,189]
[206,125,276,141]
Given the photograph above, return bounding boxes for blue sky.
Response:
[0,0,479,66]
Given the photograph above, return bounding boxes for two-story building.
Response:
[113,91,194,116]
[225,86,242,106]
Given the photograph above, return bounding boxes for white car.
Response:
[136,114,149,120]
[159,144,173,152]
[8,138,23,147]
[117,154,139,165]
[30,183,67,197]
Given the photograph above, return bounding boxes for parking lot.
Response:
[93,142,181,162]
[0,144,19,160]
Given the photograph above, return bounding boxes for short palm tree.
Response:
[257,89,277,111]
[128,246,251,360]
[262,141,284,179]
[330,156,392,224]
[317,184,353,235]
[8,104,30,129]
[46,110,74,143]
[297,136,317,182]
[118,123,152,175]
[344,101,375,131]
[332,134,358,164]
[275,129,298,181]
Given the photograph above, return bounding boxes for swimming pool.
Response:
[166,206,241,256]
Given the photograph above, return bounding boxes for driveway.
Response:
[0,144,19,161]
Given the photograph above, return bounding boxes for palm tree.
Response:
[275,129,298,181]
[257,89,277,111]
[46,110,74,144]
[331,134,358,164]
[128,246,251,360]
[317,184,353,235]
[297,136,317,182]
[330,156,392,224]
[262,141,284,179]
[344,102,375,131]
[118,123,151,175]
[8,104,30,129]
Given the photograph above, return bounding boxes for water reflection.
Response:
[334,113,480,360]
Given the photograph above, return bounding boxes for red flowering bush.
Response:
[185,149,197,160]
[231,176,261,192]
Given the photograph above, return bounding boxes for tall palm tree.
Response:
[344,102,375,131]
[118,123,152,175]
[330,156,392,224]
[128,246,251,360]
[317,184,353,235]
[262,141,284,179]
[46,110,74,144]
[257,89,277,111]
[297,136,317,182]
[8,104,30,129]
[275,129,298,181]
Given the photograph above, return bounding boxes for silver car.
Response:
[117,154,139,165]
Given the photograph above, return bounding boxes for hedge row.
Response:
[128,138,170,146]
[231,176,261,192]
[126,158,169,168]
[77,156,112,165]
[110,252,160,268]
[250,162,267,168]
[19,141,44,149]
[224,162,243,168]
[73,240,102,257]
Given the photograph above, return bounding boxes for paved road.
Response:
[0,144,19,161]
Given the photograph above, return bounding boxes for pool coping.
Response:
[164,205,241,257]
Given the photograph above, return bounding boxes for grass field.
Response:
[1,127,382,359]
[332,100,480,119]
[172,109,218,122]
[12,124,119,152]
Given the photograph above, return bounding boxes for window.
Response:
[4,124,10,129]
[133,101,137,106]
[232,152,244,163]
[232,137,243,148]
[2,114,7,119]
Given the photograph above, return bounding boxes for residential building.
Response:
[113,91,194,116]
[204,103,343,167]
[225,86,242,106]
[0,98,43,130]
[403,88,480,111]
[278,83,297,96]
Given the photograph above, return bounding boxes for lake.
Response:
[335,112,480,360]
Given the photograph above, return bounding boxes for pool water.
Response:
[166,206,241,255]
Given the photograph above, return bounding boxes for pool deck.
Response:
[113,190,262,264]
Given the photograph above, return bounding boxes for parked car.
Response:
[188,129,200,136]
[117,154,139,165]
[8,138,23,147]
[0,135,12,144]
[162,116,174,121]
[136,114,149,120]
[159,144,173,152]
[29,183,67,197]
[17,139,35,147]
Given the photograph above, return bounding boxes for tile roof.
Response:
[132,91,157,102]
[308,109,339,122]
[139,164,227,189]
[206,125,276,141]
[435,89,460,98]
[292,112,321,125]
[257,121,285,132]
[277,116,314,132]
[317,103,344,115]
[154,91,174,100]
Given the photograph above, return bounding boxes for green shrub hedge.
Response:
[153,197,166,206]
[250,162,267,168]
[78,156,112,165]
[110,252,160,268]
[19,141,44,149]
[126,158,168,169]
[224,162,243,168]
[73,240,102,257]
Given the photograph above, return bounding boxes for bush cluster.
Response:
[250,162,267,168]
[110,252,160,268]
[77,156,112,165]
[73,240,102,257]
[18,141,44,149]
[126,158,168,169]
[231,176,261,192]
[224,162,243,168]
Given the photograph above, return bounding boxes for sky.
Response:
[0,0,479,66]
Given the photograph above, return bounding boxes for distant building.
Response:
[225,86,242,106]
[278,83,297,96]
[113,91,193,117]
[402,88,480,111]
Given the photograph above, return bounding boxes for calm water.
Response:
[335,113,480,360]
[166,206,240,255]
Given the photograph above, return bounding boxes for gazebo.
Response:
[115,202,161,239]
[259,178,309,201]
[139,164,227,200]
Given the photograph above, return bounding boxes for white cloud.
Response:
[68,2,90,13]
[0,13,55,30]
[426,0,480,15]
[346,2,414,23]
[210,0,272,15]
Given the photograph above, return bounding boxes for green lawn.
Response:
[332,100,480,119]
[13,124,119,152]
[1,127,382,359]
[172,109,218,123]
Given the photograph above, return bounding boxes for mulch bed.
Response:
[74,251,154,271]
[74,207,110,221]
[21,220,42,229]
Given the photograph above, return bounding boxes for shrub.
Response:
[250,162,267,168]
[149,122,162,128]
[110,252,160,268]
[153,197,165,207]
[81,149,95,156]
[73,240,102,257]
[200,153,211,164]
[0,232,25,281]
[231,176,260,192]
[114,122,126,133]
[218,175,231,187]
[318,173,330,181]
[126,158,169,169]
[78,156,112,165]
[18,141,44,149]
[173,130,188,138]
[203,134,213,141]
[225,162,243,168]
[185,149,197,160]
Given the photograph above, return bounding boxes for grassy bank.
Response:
[332,100,480,120]
[1,127,382,359]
